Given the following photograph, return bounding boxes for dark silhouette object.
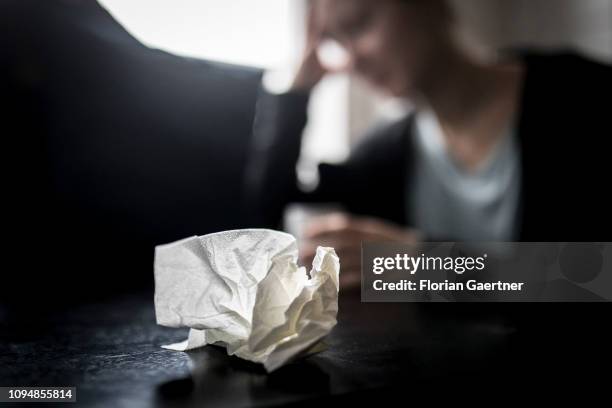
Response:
[0,0,262,305]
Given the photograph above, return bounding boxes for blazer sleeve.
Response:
[243,86,310,228]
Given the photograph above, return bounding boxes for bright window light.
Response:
[97,0,294,69]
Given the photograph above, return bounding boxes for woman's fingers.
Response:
[299,236,364,291]
[297,212,422,290]
[303,213,350,237]
[291,0,327,91]
[299,237,361,264]
[340,271,361,287]
[304,213,421,243]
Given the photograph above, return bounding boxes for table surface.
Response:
[0,292,609,407]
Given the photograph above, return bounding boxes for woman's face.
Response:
[316,0,450,97]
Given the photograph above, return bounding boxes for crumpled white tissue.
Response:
[154,229,340,372]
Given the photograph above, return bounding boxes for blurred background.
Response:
[1,0,611,304]
[98,0,612,166]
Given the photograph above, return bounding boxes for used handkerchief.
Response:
[154,229,340,372]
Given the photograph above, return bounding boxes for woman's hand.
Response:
[291,1,327,91]
[299,212,422,290]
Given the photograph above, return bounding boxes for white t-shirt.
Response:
[408,108,521,241]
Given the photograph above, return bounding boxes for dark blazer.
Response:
[245,51,612,241]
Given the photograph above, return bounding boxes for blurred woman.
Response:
[245,0,612,288]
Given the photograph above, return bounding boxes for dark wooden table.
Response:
[1,292,609,407]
